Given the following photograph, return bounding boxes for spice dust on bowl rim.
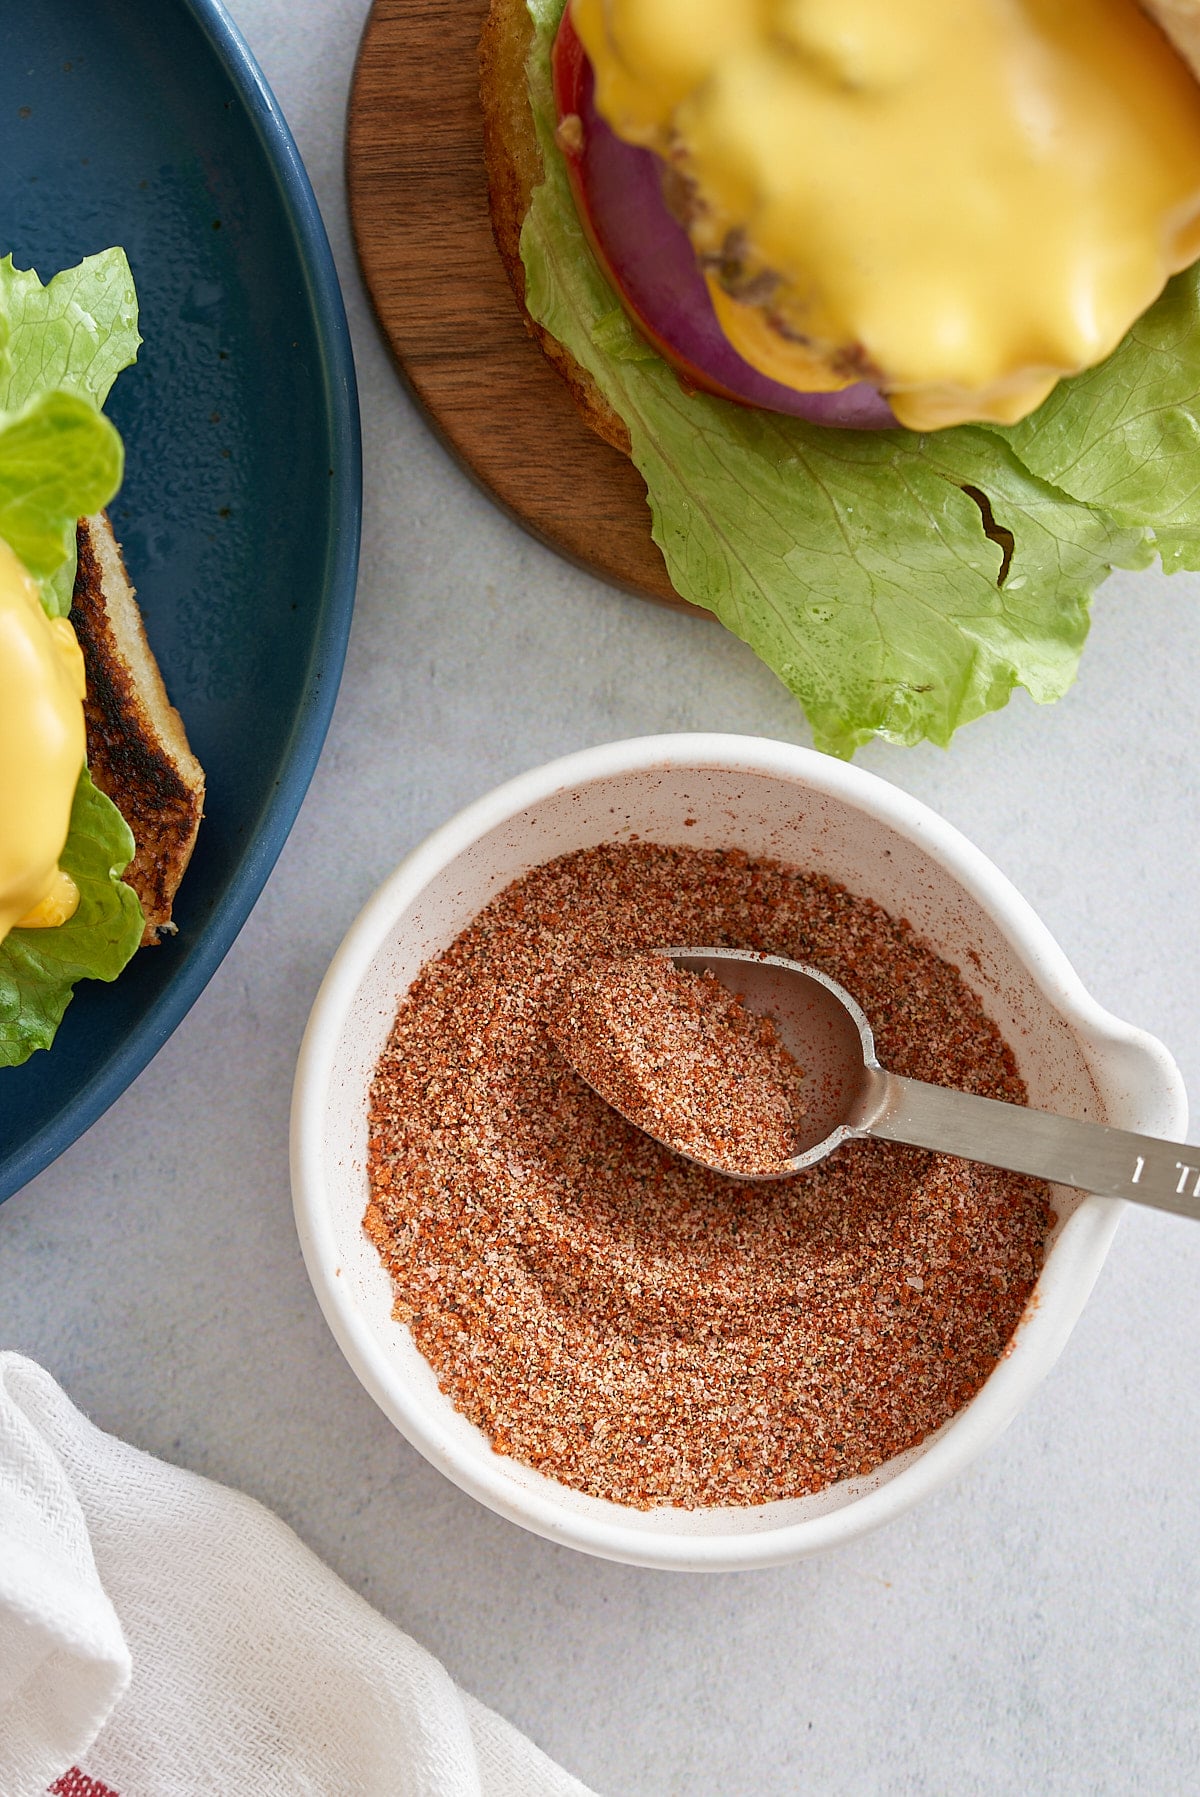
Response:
[291,735,1185,1571]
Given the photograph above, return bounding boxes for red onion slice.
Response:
[553,16,897,430]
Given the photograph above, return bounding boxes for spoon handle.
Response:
[864,1073,1200,1219]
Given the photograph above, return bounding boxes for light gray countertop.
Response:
[3,2,1199,1791]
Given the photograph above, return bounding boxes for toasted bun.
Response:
[479,0,630,454]
[71,513,204,946]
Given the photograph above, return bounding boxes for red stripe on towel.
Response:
[50,1772,120,1796]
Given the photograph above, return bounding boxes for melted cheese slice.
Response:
[572,0,1200,428]
[0,537,86,943]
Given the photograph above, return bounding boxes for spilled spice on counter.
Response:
[548,952,807,1176]
[365,843,1050,1510]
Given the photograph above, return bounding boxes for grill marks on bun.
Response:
[71,514,204,946]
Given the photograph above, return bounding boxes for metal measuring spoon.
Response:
[564,946,1200,1218]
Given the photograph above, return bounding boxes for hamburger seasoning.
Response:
[365,843,1050,1510]
[548,952,808,1177]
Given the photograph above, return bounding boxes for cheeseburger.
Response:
[481,0,1200,753]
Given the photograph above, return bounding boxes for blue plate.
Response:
[0,0,361,1200]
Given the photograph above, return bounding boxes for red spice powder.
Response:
[365,843,1049,1510]
[548,953,808,1176]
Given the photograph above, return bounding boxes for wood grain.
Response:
[346,0,686,607]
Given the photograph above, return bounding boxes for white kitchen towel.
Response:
[0,1354,596,1797]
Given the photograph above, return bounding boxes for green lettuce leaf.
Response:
[0,770,144,1067]
[1,250,144,1065]
[0,250,141,414]
[0,250,140,617]
[520,0,1181,754]
[0,389,123,581]
[991,265,1200,573]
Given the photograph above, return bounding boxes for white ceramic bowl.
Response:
[291,734,1186,1570]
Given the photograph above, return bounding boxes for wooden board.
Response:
[346,0,685,607]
